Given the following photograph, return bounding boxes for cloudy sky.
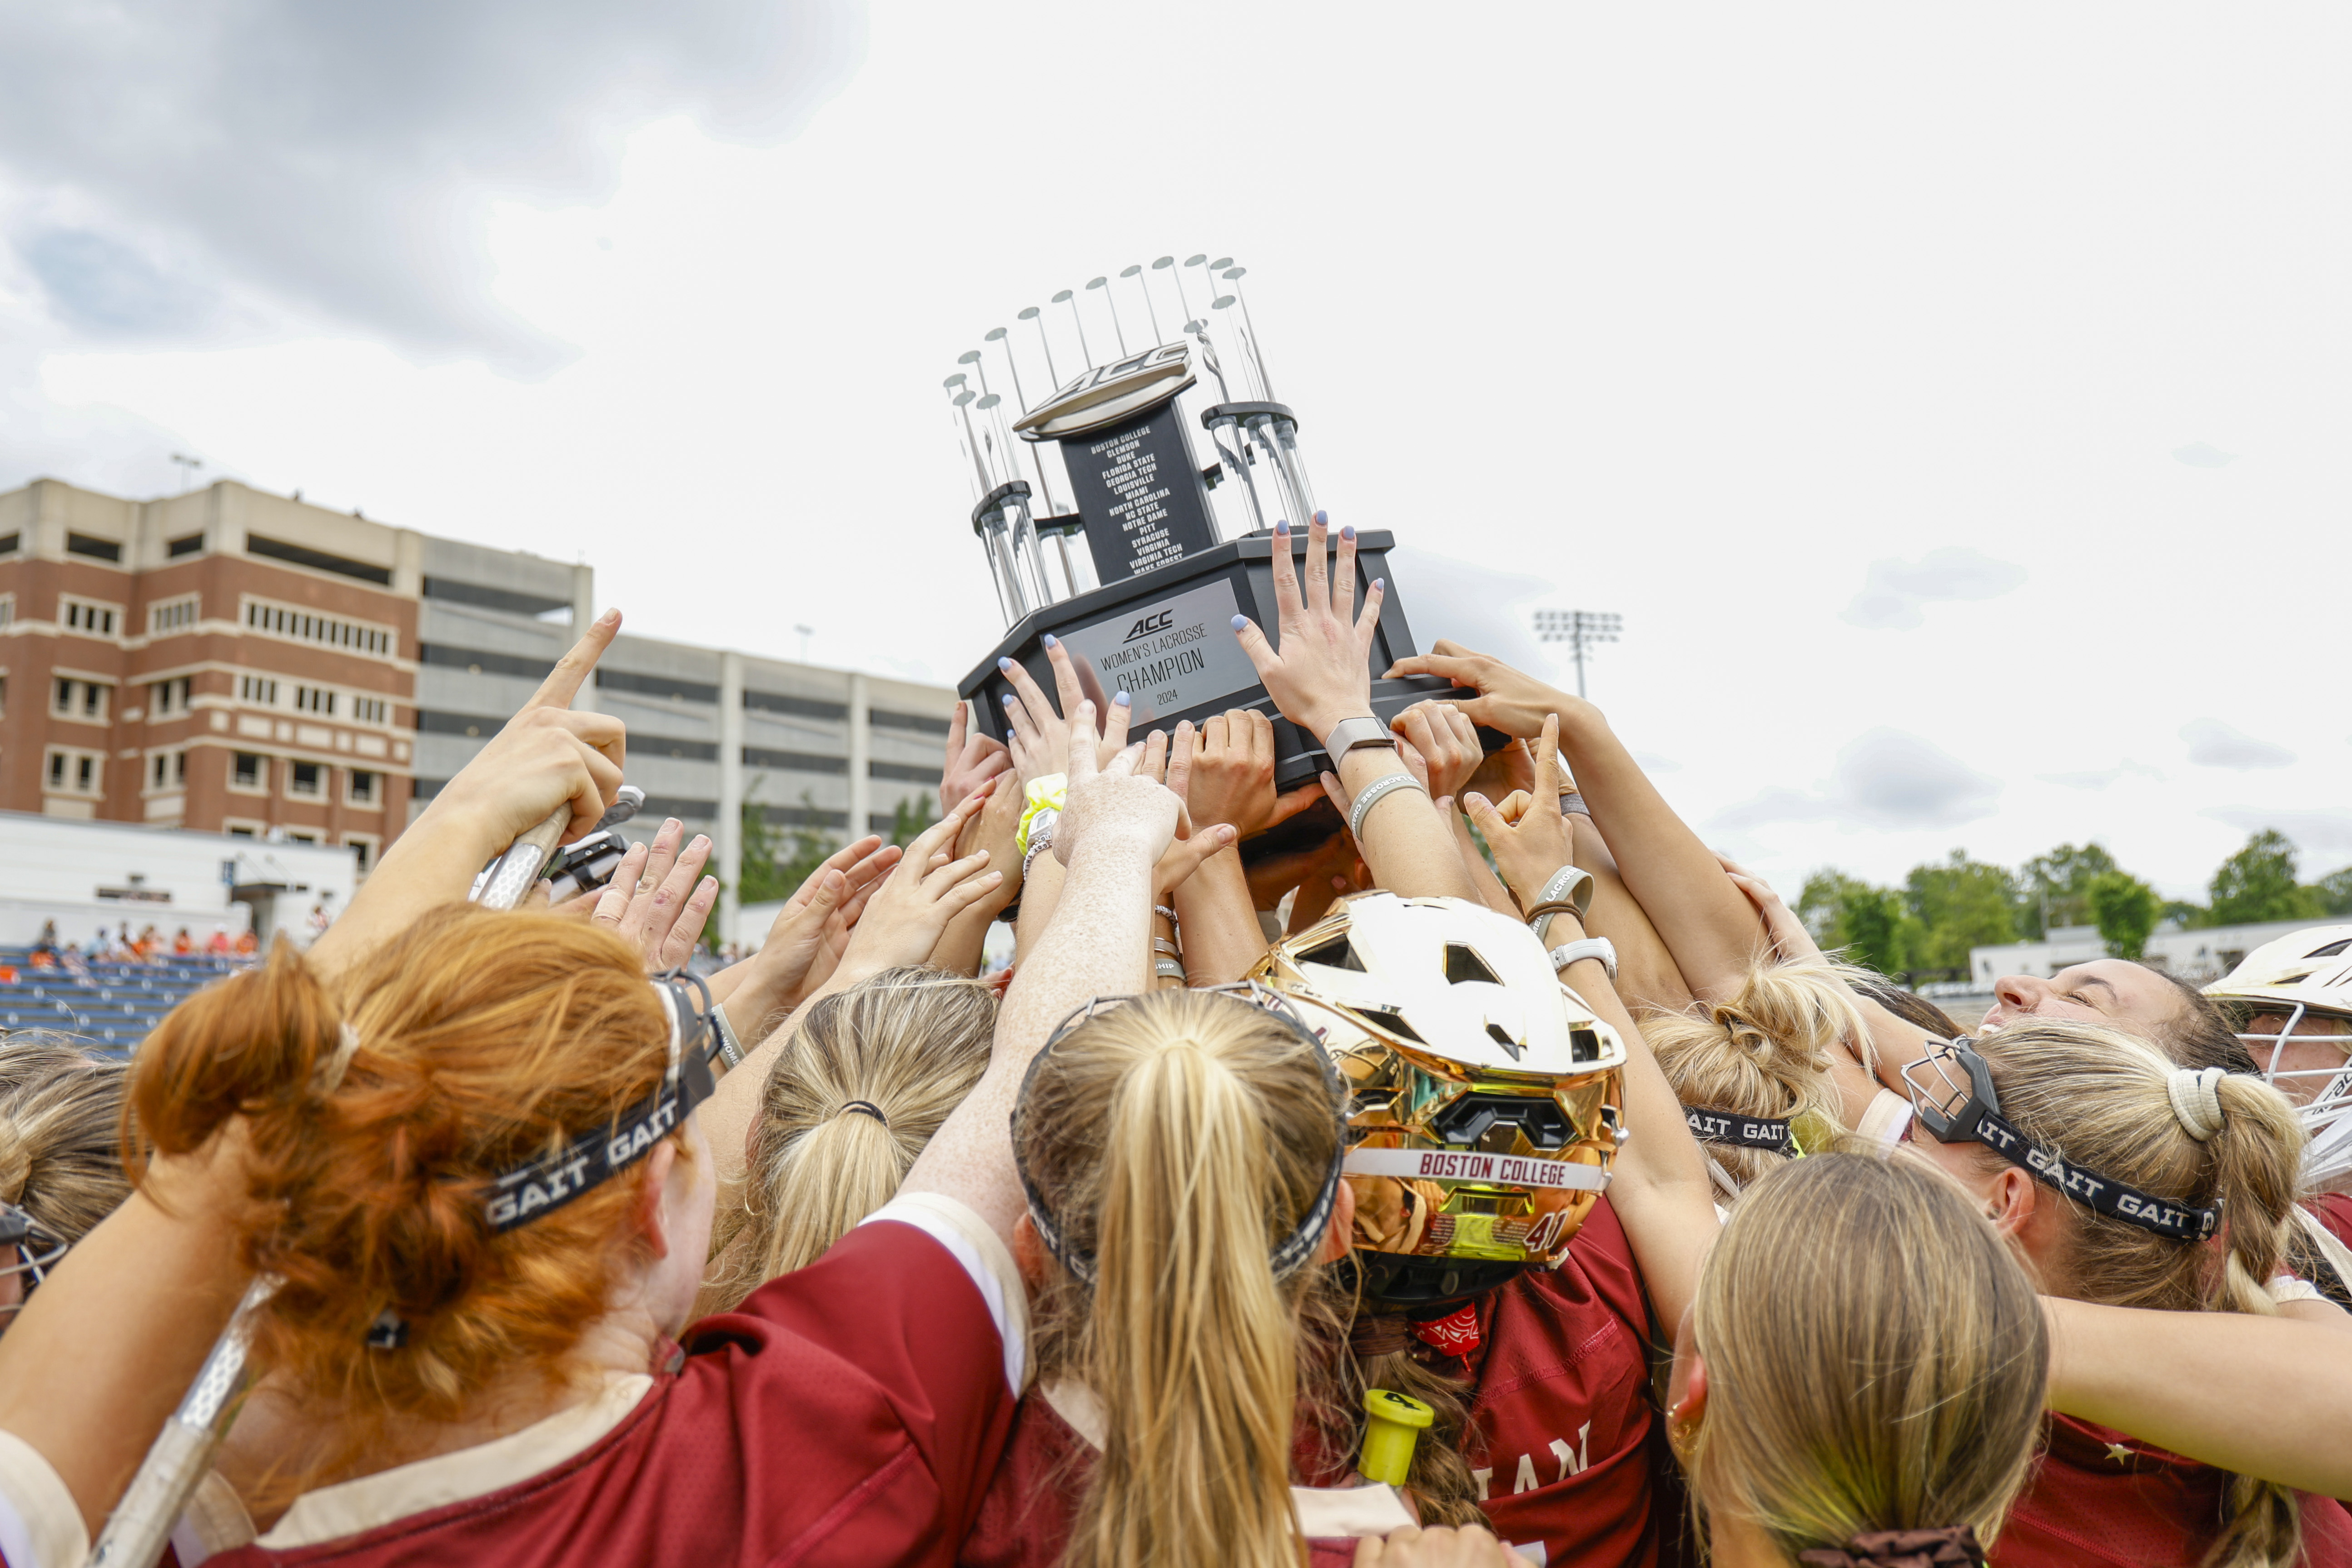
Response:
[3,3,2347,904]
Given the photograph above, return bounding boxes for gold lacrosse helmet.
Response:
[1249,892,1626,1309]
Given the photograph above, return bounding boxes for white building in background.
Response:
[1968,919,2323,989]
[0,809,358,949]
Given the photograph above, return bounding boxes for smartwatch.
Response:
[1321,715,1398,758]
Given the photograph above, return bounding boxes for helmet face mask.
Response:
[1250,893,1627,1311]
[2206,926,2352,1186]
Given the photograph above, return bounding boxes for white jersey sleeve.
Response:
[0,1430,86,1568]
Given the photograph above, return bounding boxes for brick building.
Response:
[0,478,958,943]
[0,478,424,870]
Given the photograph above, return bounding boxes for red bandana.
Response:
[1412,1303,1482,1356]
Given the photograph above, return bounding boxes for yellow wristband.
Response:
[1016,774,1067,859]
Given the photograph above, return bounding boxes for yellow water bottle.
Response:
[1360,1389,1435,1486]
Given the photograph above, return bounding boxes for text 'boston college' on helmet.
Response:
[1249,892,1627,1311]
[2207,924,2352,1187]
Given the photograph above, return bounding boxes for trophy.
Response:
[950,255,1467,789]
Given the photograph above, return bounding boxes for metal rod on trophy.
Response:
[1019,305,1062,390]
[1222,265,1277,403]
[1123,264,1164,346]
[1054,289,1094,369]
[1084,275,1128,358]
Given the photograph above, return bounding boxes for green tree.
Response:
[739,788,838,905]
[2312,865,2352,918]
[1903,850,2019,973]
[2208,829,2324,926]
[2087,871,2160,960]
[888,794,938,848]
[2017,843,2118,938]
[1797,870,1914,976]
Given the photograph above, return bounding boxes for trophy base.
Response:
[960,530,1500,791]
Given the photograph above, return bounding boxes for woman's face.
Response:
[1978,960,2182,1035]
[2243,1007,2352,1105]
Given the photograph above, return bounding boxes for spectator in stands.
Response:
[206,925,233,956]
[232,928,259,958]
[173,928,194,956]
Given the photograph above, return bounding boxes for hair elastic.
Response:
[838,1100,890,1128]
[1796,1525,1985,1568]
[2167,1066,2226,1142]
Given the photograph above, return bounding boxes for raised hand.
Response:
[589,820,720,973]
[1052,697,1181,870]
[1392,699,1485,803]
[1461,712,1575,906]
[1385,638,1570,741]
[1230,513,1385,740]
[1177,708,1323,840]
[315,611,627,977]
[997,636,1128,784]
[940,699,1012,813]
[428,609,628,847]
[830,789,1003,986]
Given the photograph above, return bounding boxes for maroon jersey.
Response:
[1994,1414,2352,1568]
[1444,1195,1665,1566]
[2310,1192,2352,1253]
[959,1387,1408,1566]
[200,1203,1022,1568]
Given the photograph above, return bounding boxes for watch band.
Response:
[1548,937,1619,980]
[1321,715,1397,757]
[711,1001,746,1072]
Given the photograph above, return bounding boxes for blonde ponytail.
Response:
[1970,1020,2310,1568]
[1015,990,1344,1568]
[1642,955,1865,1190]
[700,967,995,1314]
[0,1040,131,1246]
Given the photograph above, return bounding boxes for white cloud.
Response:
[2181,718,2296,771]
[1841,547,2028,631]
[2201,807,2352,869]
[0,1,866,370]
[1710,728,2002,833]
[2038,760,2165,791]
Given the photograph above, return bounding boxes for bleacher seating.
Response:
[0,951,251,1057]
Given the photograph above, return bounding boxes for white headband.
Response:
[2167,1066,2226,1143]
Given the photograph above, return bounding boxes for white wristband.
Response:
[1531,865,1594,944]
[1548,937,1618,980]
[712,1001,746,1071]
[1346,770,1429,841]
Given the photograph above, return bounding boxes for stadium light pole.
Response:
[1532,609,1621,701]
[169,453,203,493]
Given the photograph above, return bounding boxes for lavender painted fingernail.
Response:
[1341,524,1355,541]
[1230,615,1248,632]
[1041,633,1058,649]
[1274,519,1289,534]
[1002,692,1016,706]
[998,656,1015,672]
[1372,577,1385,591]
[1114,691,1131,707]
[1314,510,1328,525]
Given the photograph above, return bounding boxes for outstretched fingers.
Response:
[525,609,621,713]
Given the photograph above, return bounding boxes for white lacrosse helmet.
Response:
[1250,892,1627,1310]
[2206,925,2352,1186]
